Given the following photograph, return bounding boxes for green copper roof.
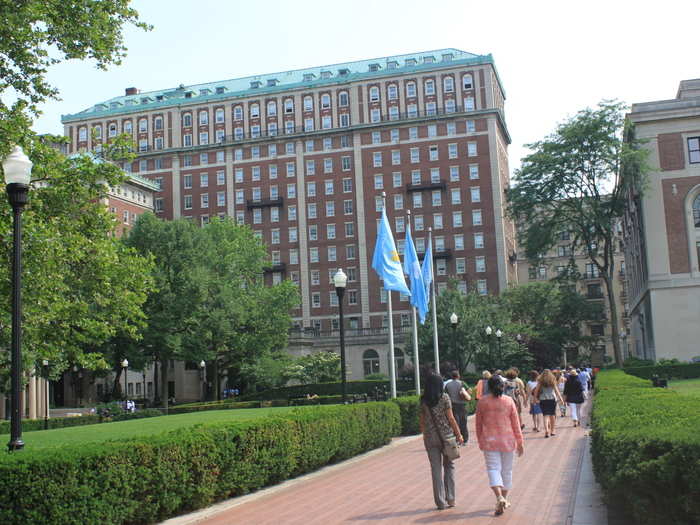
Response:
[62,48,503,123]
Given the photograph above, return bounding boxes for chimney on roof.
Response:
[125,87,139,96]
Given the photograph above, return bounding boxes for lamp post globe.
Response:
[450,313,459,373]
[495,329,503,366]
[485,326,492,336]
[450,312,458,325]
[333,269,348,403]
[4,146,32,452]
[199,361,206,402]
[121,359,128,406]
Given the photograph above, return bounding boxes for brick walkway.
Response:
[167,401,593,525]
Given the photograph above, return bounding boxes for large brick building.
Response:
[61,48,516,383]
[624,79,700,363]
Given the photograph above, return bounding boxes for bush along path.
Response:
[591,370,700,525]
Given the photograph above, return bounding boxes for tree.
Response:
[283,352,341,385]
[0,136,154,387]
[506,101,649,365]
[501,281,602,368]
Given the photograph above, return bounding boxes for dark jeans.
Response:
[452,402,468,443]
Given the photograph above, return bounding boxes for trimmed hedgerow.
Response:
[0,402,400,525]
[0,409,164,434]
[240,380,415,400]
[391,396,477,436]
[590,370,700,525]
[624,363,700,380]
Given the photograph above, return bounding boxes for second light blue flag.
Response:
[403,222,428,323]
[372,208,411,295]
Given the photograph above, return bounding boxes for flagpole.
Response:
[383,191,397,399]
[407,210,420,394]
[429,227,440,375]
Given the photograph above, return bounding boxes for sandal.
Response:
[495,496,507,516]
[545,433,549,438]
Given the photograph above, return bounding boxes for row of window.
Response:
[370,121,475,144]
[272,245,357,266]
[182,172,226,189]
[370,142,477,167]
[183,192,226,210]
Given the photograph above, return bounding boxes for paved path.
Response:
[166,400,600,525]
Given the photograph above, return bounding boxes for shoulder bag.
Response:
[427,403,461,461]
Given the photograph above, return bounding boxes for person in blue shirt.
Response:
[577,368,590,398]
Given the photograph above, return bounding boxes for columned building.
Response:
[62,48,516,382]
[624,79,700,362]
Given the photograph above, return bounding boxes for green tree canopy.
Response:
[506,101,649,365]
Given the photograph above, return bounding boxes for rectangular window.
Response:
[269,165,278,179]
[373,152,382,167]
[251,166,261,181]
[311,270,320,285]
[252,187,261,201]
[235,211,244,224]
[306,160,315,175]
[476,256,486,272]
[429,145,439,161]
[477,280,487,295]
[326,201,335,217]
[374,174,383,190]
[470,187,480,203]
[372,131,381,144]
[412,192,422,208]
[345,222,354,237]
[689,137,700,163]
[466,120,476,132]
[436,259,447,276]
[409,126,418,139]
[327,224,336,239]
[433,213,443,230]
[312,292,321,308]
[448,143,458,159]
[253,209,262,224]
[183,195,192,210]
[410,148,420,163]
[289,249,299,265]
[344,200,353,215]
[370,109,381,123]
[449,166,460,182]
[428,125,437,138]
[287,184,296,199]
[469,164,479,180]
[456,258,466,274]
[270,185,279,199]
[341,156,351,171]
[452,211,463,227]
[474,233,484,249]
[375,196,383,212]
[395,217,405,233]
[288,205,297,221]
[307,182,316,197]
[200,173,209,187]
[392,150,401,165]
[324,158,333,173]
[390,128,399,142]
[348,290,358,305]
[464,97,475,111]
[217,191,225,207]
[415,215,424,231]
[184,174,193,189]
[217,170,225,185]
[288,227,298,242]
[328,246,337,261]
[310,247,319,263]
[343,178,352,193]
[411,170,421,185]
[199,132,209,145]
[467,142,477,156]
[271,229,280,244]
[393,172,402,187]
[309,225,318,241]
[308,203,317,219]
[430,168,440,183]
[286,162,295,177]
[394,194,403,210]
[235,189,244,204]
[325,180,334,195]
[346,244,356,259]
[451,188,461,204]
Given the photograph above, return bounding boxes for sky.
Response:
[31,0,700,174]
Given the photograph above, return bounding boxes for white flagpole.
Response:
[384,192,397,399]
[407,210,420,394]
[429,227,440,375]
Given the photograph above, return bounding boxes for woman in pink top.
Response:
[476,375,525,516]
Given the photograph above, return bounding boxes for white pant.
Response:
[568,403,579,421]
[483,451,514,490]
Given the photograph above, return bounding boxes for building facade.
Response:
[516,225,630,366]
[624,79,700,362]
[61,48,516,384]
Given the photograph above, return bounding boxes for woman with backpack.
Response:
[532,369,565,438]
[476,374,525,516]
[563,369,585,427]
[526,370,542,432]
[503,369,525,430]
[419,372,464,510]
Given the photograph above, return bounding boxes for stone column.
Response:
[0,394,5,419]
[28,372,37,420]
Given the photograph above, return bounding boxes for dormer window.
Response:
[442,53,454,61]
[303,73,315,82]
[250,80,262,89]
[320,70,331,79]
[109,102,121,109]
[199,88,211,96]
[267,78,279,87]
[405,58,417,66]
[423,55,435,64]
[185,91,193,98]
[216,86,226,94]
[387,61,398,70]
[368,63,381,72]
[156,95,164,101]
[141,97,149,104]
[338,68,350,76]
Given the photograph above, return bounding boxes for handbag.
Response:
[427,404,461,460]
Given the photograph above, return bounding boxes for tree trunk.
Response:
[213,359,220,401]
[160,358,169,413]
[153,359,159,405]
[602,273,623,366]
[112,367,123,398]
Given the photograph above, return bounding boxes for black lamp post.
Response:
[4,146,32,452]
[485,326,493,369]
[121,358,129,411]
[199,360,206,402]
[333,269,348,403]
[496,329,503,367]
[450,312,459,373]
[42,359,49,431]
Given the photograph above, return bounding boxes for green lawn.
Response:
[669,378,700,397]
[0,406,297,453]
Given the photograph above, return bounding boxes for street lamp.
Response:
[121,358,129,410]
[4,146,32,452]
[450,313,459,373]
[199,360,206,402]
[621,331,628,361]
[495,329,503,366]
[42,360,49,430]
[485,326,493,369]
[333,268,348,403]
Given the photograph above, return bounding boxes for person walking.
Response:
[503,369,526,430]
[533,369,565,438]
[444,370,471,445]
[419,373,464,510]
[577,367,591,399]
[554,369,567,417]
[476,375,525,516]
[475,370,492,400]
[526,370,542,432]
[563,369,585,427]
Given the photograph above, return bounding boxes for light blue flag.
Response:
[421,236,433,299]
[403,223,428,323]
[372,208,411,295]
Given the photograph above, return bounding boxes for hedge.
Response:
[0,402,400,525]
[624,363,700,380]
[240,380,415,400]
[391,396,477,436]
[590,370,700,525]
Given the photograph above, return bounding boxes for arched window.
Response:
[462,74,473,90]
[424,79,435,96]
[182,113,192,127]
[363,349,380,377]
[693,194,700,228]
[267,100,277,116]
[154,116,163,130]
[369,86,380,102]
[338,91,349,107]
[406,82,416,98]
[321,94,331,109]
[138,118,148,132]
[199,111,208,125]
[284,98,294,114]
[250,103,260,118]
[387,84,398,100]
[93,125,102,139]
[233,106,243,120]
[108,123,117,137]
[303,96,313,112]
[215,108,224,123]
[443,76,454,93]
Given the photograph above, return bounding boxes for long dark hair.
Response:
[421,373,444,408]
[488,375,504,397]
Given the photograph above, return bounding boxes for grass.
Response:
[0,406,297,453]
[669,377,700,397]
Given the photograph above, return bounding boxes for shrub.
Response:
[0,408,165,435]
[0,402,400,525]
[240,380,415,400]
[624,363,700,380]
[391,396,477,436]
[590,370,700,525]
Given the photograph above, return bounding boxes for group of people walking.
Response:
[420,365,594,516]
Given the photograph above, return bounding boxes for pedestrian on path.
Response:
[503,369,525,430]
[526,370,543,432]
[563,369,585,427]
[419,373,464,510]
[577,367,591,399]
[444,370,471,445]
[554,369,567,417]
[476,375,524,516]
[475,370,491,400]
[533,369,565,438]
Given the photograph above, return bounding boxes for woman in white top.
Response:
[526,370,542,432]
